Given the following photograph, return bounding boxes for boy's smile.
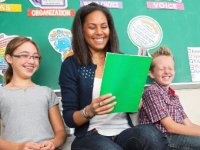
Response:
[149,55,175,88]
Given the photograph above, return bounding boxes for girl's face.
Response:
[83,10,110,54]
[6,42,40,80]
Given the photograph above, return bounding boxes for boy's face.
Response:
[149,55,175,88]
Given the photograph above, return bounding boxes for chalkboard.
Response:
[0,0,199,90]
[111,0,198,84]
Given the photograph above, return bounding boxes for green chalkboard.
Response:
[111,0,197,84]
[0,0,79,89]
[0,0,198,89]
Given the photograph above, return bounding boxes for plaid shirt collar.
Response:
[153,81,175,95]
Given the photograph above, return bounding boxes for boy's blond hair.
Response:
[150,46,174,71]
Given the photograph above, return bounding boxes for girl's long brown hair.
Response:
[4,36,40,85]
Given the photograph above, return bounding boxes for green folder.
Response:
[100,53,152,113]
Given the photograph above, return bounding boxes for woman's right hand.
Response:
[86,94,117,117]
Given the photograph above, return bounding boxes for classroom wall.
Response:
[1,0,199,88]
[176,88,200,125]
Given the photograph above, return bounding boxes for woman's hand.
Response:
[74,94,116,126]
[40,140,55,150]
[86,94,117,117]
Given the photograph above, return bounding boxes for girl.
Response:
[0,36,66,150]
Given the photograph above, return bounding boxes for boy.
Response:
[139,46,200,149]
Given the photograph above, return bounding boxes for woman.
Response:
[0,36,66,150]
[59,3,167,150]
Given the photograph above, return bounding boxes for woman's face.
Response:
[83,10,110,53]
